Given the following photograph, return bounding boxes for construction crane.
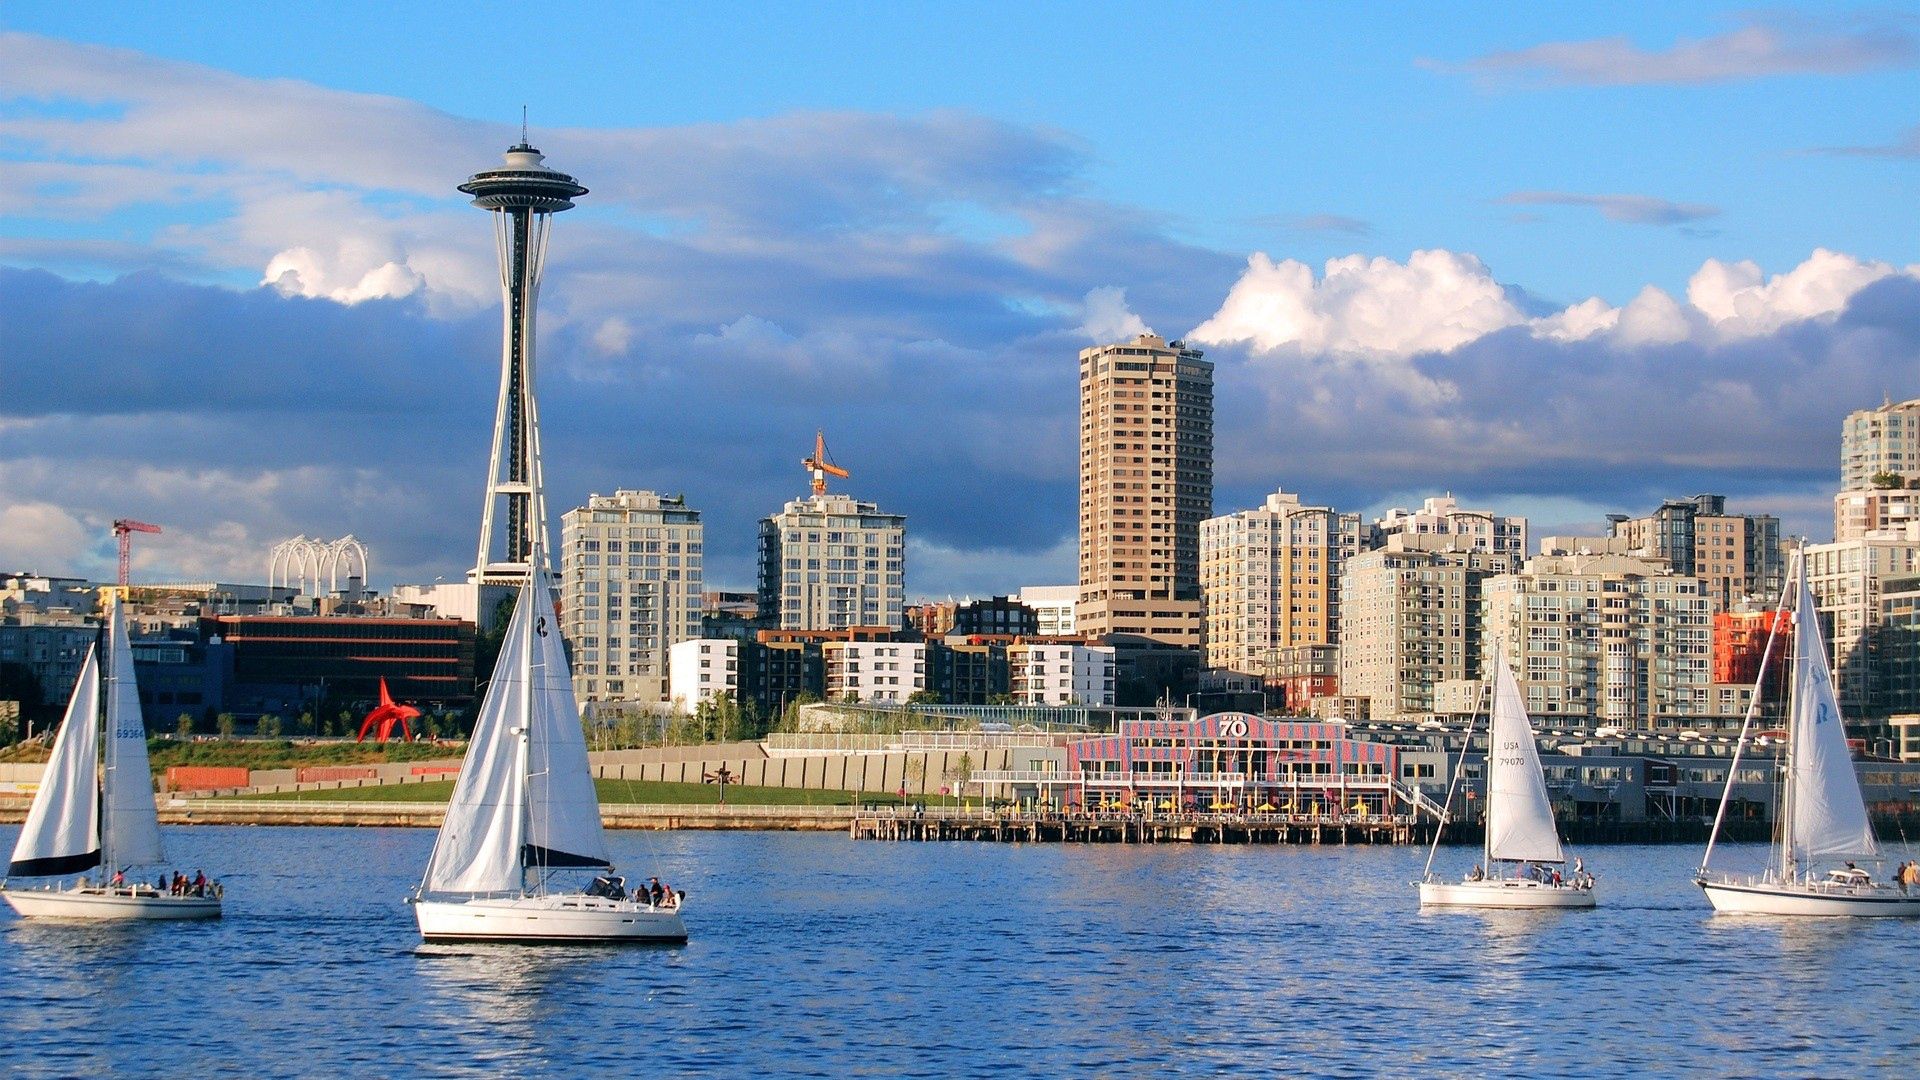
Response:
[112,519,161,587]
[802,430,850,497]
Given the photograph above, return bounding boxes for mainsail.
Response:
[8,647,102,877]
[102,599,165,868]
[424,582,533,894]
[1483,662,1565,864]
[422,564,609,894]
[1786,565,1879,864]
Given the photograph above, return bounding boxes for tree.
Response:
[943,752,974,801]
[473,595,517,687]
[0,662,46,735]
[906,689,941,706]
[903,755,926,797]
[175,714,195,738]
[256,714,282,738]
[216,713,237,738]
[1871,471,1906,490]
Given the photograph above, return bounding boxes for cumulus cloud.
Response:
[0,502,96,574]
[1431,13,1919,87]
[1502,191,1719,226]
[1191,247,1918,361]
[1684,248,1908,336]
[1077,286,1152,342]
[1190,250,1526,358]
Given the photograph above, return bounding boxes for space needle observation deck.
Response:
[462,139,588,588]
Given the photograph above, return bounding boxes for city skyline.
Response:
[2,8,1918,596]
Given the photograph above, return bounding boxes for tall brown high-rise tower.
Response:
[1076,333,1213,646]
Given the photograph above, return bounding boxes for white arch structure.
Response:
[269,535,371,596]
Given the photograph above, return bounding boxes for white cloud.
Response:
[590,316,632,356]
[0,502,95,573]
[263,247,423,304]
[1189,250,1527,357]
[1612,286,1693,346]
[1077,286,1151,343]
[1685,248,1908,337]
[1193,248,1919,361]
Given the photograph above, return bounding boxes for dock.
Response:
[851,807,1430,845]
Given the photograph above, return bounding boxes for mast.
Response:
[97,606,114,883]
[1700,564,1788,876]
[1422,674,1487,881]
[517,580,536,897]
[1482,646,1496,872]
[1780,547,1800,883]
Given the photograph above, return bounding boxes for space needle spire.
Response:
[461,128,588,586]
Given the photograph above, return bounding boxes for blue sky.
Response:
[1,4,1917,593]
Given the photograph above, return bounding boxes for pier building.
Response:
[960,712,1419,817]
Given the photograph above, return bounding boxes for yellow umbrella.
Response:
[1257,802,1278,812]
[1208,800,1234,810]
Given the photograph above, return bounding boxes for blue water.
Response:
[1,826,1916,1078]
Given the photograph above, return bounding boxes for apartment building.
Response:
[1076,333,1213,646]
[559,490,703,704]
[1200,489,1363,674]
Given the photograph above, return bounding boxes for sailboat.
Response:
[409,560,686,943]
[1417,653,1596,909]
[1697,550,1920,916]
[1,596,221,920]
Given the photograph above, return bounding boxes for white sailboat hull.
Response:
[414,894,688,943]
[1418,879,1596,909]
[1698,877,1920,917]
[1,883,221,921]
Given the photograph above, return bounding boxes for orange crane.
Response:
[802,430,849,496]
[112,519,161,587]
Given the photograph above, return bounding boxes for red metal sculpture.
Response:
[356,678,421,742]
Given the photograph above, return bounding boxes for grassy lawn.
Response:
[225,778,959,807]
[0,738,463,771]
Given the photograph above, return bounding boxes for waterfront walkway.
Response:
[0,798,854,831]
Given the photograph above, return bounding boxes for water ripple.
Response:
[1,828,1916,1077]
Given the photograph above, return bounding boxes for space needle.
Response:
[462,123,588,587]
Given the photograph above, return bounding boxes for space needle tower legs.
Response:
[460,129,588,586]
